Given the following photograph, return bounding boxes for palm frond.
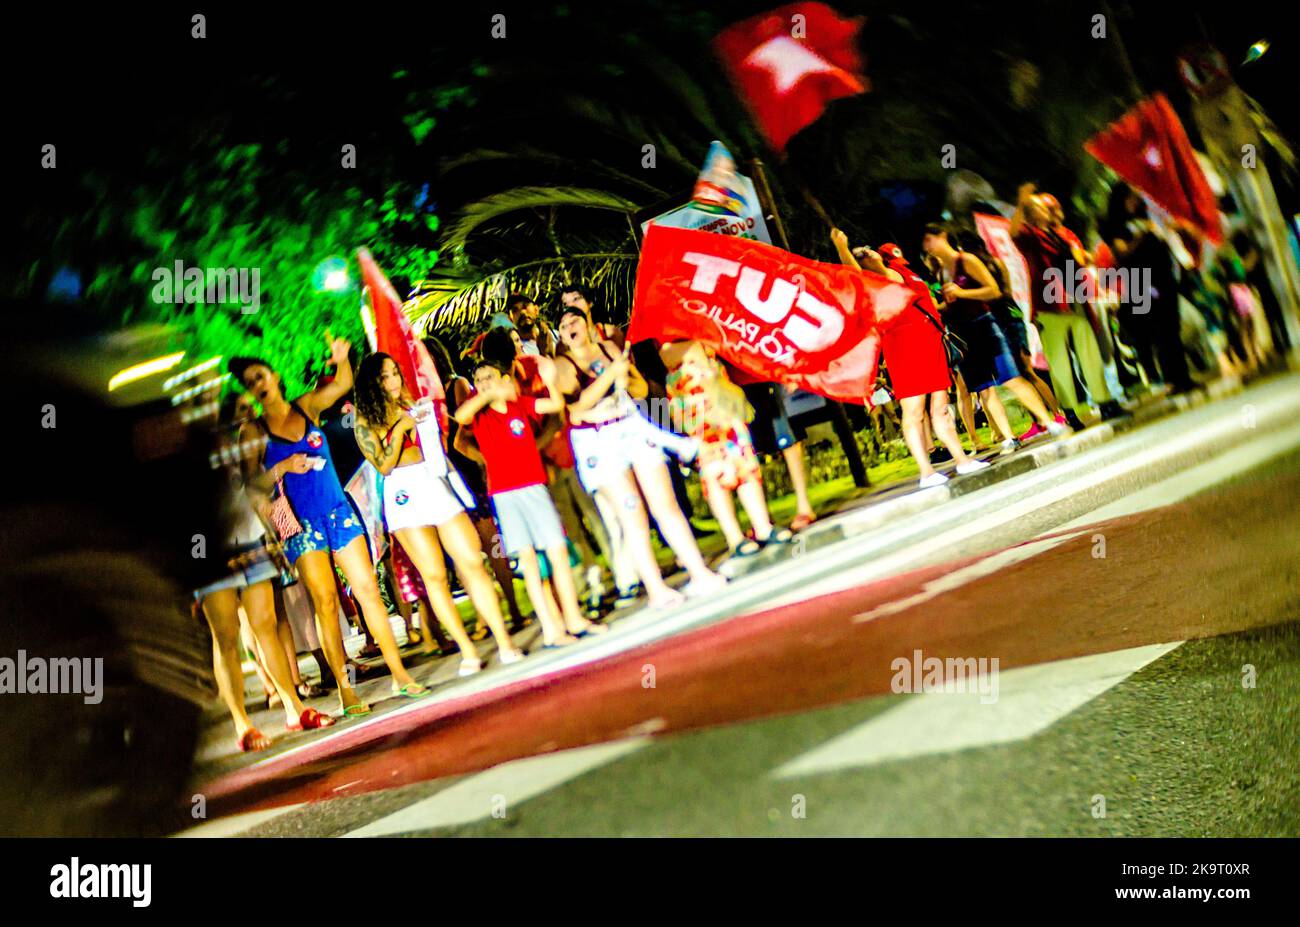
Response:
[441,186,639,253]
[441,147,670,198]
[408,252,640,343]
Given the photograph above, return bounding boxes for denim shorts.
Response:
[283,500,367,564]
[954,312,1020,392]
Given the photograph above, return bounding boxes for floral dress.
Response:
[666,363,760,498]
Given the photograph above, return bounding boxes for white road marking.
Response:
[771,642,1183,777]
[853,421,1300,625]
[342,738,650,836]
[171,802,307,838]
[852,531,1091,624]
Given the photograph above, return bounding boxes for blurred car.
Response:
[2,313,224,836]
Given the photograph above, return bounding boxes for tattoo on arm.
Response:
[355,421,403,474]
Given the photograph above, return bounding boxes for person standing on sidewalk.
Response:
[1011,184,1124,428]
[456,356,609,647]
[660,339,792,559]
[426,334,532,633]
[353,353,526,677]
[1100,185,1197,397]
[922,223,1070,452]
[478,325,612,619]
[198,393,336,752]
[232,342,427,716]
[554,307,727,606]
[832,229,988,488]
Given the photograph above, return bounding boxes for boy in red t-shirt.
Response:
[455,357,607,648]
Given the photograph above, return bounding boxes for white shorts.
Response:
[492,484,567,555]
[383,462,465,532]
[569,414,667,493]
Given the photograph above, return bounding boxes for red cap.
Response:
[877,242,908,265]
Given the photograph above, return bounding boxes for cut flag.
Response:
[626,225,915,402]
[713,2,868,153]
[356,248,449,446]
[1084,93,1223,244]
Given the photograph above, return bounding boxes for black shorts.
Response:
[742,382,807,456]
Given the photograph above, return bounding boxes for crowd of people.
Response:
[193,180,1289,753]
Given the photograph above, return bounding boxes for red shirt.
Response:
[513,356,575,469]
[1013,225,1074,316]
[467,395,548,494]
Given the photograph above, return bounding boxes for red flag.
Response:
[626,225,914,402]
[713,3,867,153]
[356,248,448,445]
[1084,93,1223,244]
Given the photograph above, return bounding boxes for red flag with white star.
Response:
[1084,93,1223,244]
[713,3,868,153]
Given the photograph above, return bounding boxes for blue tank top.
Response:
[260,402,349,519]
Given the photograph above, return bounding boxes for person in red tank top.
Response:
[832,229,987,489]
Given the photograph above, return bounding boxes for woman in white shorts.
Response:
[554,307,726,609]
[353,353,525,673]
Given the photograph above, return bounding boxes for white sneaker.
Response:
[683,573,728,598]
[1046,421,1070,438]
[955,459,990,475]
[458,657,484,677]
[1000,438,1020,454]
[918,472,949,489]
[498,649,525,666]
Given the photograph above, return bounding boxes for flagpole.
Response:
[1101,0,1143,101]
[749,161,869,488]
[749,157,792,250]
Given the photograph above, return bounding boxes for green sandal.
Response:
[342,702,372,716]
[392,682,431,699]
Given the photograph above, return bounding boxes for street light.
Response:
[312,256,350,292]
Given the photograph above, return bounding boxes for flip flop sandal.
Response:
[342,702,372,717]
[573,624,610,638]
[789,513,817,532]
[287,708,336,731]
[392,682,432,699]
[237,728,272,752]
[759,528,795,547]
[733,539,763,557]
[469,624,492,642]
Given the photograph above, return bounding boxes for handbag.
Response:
[916,304,968,369]
[269,475,303,541]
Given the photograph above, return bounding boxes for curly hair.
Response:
[353,352,407,428]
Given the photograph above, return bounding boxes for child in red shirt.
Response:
[455,357,607,648]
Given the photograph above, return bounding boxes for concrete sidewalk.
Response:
[190,366,1299,804]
